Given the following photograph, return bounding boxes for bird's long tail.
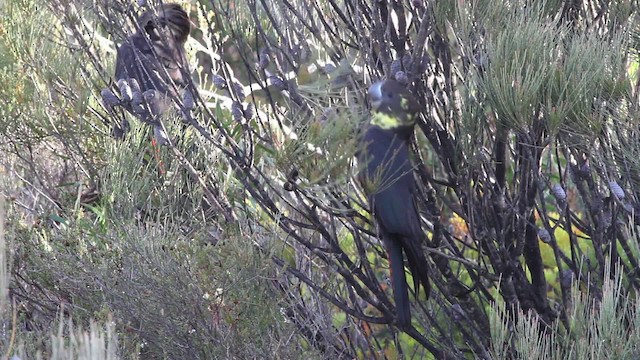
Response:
[387,240,411,327]
[404,236,431,300]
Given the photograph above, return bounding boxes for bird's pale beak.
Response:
[368,81,383,109]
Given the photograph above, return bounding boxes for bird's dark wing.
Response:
[359,126,430,326]
[114,33,176,127]
[360,127,420,236]
[370,163,430,301]
[115,33,169,95]
[359,79,430,327]
[108,4,192,144]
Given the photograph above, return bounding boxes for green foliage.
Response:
[3,0,640,358]
[21,316,119,360]
[481,3,563,131]
[0,1,315,357]
[0,200,11,354]
[490,262,640,359]
[471,1,629,137]
[6,183,310,358]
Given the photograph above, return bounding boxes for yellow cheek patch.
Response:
[370,112,400,129]
[370,111,415,129]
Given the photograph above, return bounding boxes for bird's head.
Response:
[138,4,193,44]
[368,80,420,130]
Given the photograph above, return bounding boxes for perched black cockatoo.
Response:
[358,79,430,327]
[104,3,192,143]
[115,3,191,96]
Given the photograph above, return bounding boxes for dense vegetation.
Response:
[2,0,640,358]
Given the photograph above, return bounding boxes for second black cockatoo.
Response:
[103,3,192,143]
[358,79,430,327]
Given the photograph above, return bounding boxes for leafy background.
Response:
[2,0,640,358]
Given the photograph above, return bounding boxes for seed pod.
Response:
[284,181,295,191]
[132,102,146,115]
[320,107,335,122]
[288,168,299,181]
[560,269,575,288]
[143,89,157,103]
[323,63,336,74]
[153,124,169,146]
[130,78,143,106]
[269,76,287,91]
[231,101,244,122]
[551,184,567,202]
[117,79,132,102]
[390,59,402,75]
[232,81,245,101]
[183,90,196,110]
[131,90,143,107]
[416,54,431,73]
[537,228,551,243]
[450,304,466,321]
[580,161,590,175]
[331,74,350,89]
[100,88,120,108]
[243,102,255,120]
[143,90,162,120]
[495,193,507,211]
[603,211,613,230]
[212,74,227,89]
[180,109,193,124]
[258,48,270,70]
[402,53,414,69]
[609,181,625,200]
[395,71,408,85]
[128,78,141,93]
[291,43,309,63]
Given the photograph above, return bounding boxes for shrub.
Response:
[3,0,640,358]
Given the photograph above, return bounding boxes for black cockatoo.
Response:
[102,3,193,143]
[115,3,191,97]
[358,79,430,327]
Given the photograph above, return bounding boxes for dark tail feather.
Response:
[404,236,431,299]
[387,240,411,327]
